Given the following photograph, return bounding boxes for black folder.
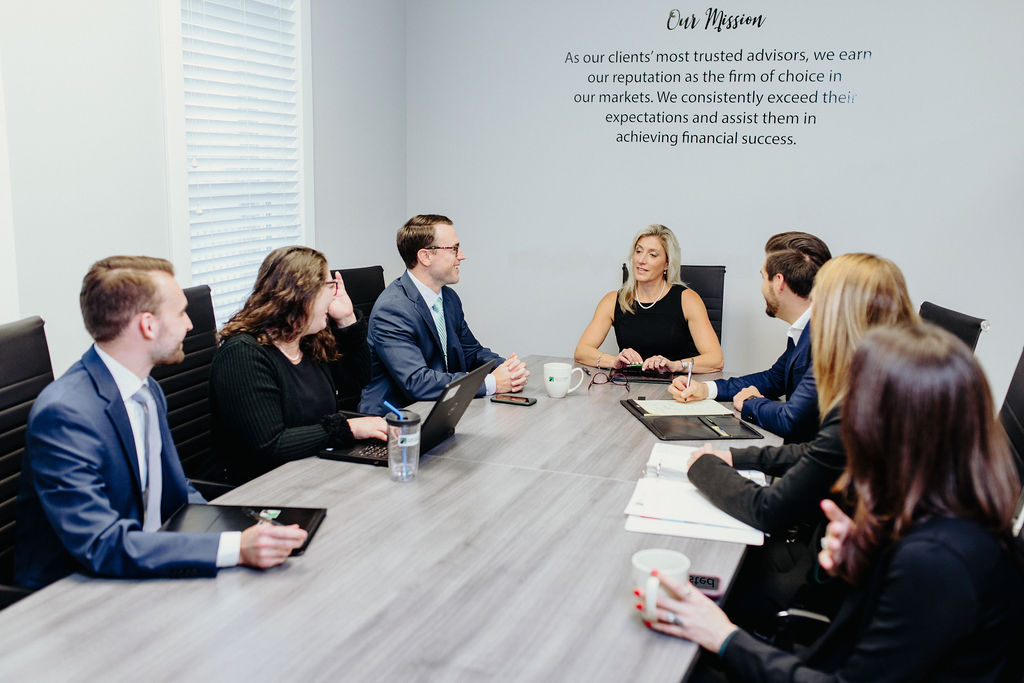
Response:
[620,399,763,441]
[159,504,326,556]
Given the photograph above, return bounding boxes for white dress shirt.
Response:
[93,345,241,566]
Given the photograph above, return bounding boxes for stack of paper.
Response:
[624,443,766,545]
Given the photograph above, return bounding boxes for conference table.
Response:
[0,355,781,682]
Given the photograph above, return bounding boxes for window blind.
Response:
[181,0,303,325]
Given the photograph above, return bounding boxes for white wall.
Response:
[0,1,173,374]
[403,0,1024,400]
[310,0,408,280]
[2,1,1022,404]
[0,50,19,324]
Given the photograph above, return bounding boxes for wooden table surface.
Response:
[0,355,780,682]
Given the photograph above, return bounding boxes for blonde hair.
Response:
[811,253,917,416]
[618,225,684,314]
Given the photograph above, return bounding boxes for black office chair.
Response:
[919,301,989,352]
[150,285,234,499]
[999,346,1024,482]
[0,316,55,608]
[621,264,726,342]
[331,265,386,319]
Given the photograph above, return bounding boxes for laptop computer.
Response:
[319,359,497,466]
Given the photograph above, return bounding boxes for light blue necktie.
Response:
[131,384,163,532]
[431,298,448,368]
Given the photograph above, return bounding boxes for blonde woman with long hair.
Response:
[574,225,723,374]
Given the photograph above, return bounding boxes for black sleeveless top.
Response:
[612,284,699,360]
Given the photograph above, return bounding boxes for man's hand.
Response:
[239,523,308,569]
[669,377,707,403]
[347,416,387,440]
[732,386,763,412]
[327,271,357,327]
[492,353,530,393]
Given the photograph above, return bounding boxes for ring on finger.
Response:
[666,613,684,628]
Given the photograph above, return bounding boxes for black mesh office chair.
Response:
[151,285,234,499]
[1000,346,1024,482]
[919,301,989,351]
[621,264,726,342]
[0,316,54,608]
[331,265,386,319]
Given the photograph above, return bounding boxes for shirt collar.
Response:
[407,270,442,309]
[788,307,811,345]
[93,344,148,403]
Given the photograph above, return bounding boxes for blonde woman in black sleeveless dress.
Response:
[574,224,723,374]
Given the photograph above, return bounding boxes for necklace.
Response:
[635,281,667,310]
[276,343,302,363]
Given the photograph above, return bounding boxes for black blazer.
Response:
[688,406,844,534]
[719,517,1024,682]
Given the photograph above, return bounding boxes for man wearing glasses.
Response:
[359,214,529,413]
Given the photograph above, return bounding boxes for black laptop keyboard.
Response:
[353,441,388,458]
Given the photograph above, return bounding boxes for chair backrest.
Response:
[331,265,386,319]
[919,301,988,352]
[1000,346,1024,482]
[620,263,726,342]
[0,317,54,584]
[150,285,224,483]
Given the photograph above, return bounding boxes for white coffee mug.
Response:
[631,548,691,622]
[543,362,584,398]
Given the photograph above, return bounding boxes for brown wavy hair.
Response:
[810,254,917,418]
[219,246,339,363]
[833,323,1020,584]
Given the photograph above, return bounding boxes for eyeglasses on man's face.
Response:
[588,371,629,392]
[423,243,461,255]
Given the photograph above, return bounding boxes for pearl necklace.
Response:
[276,343,302,363]
[635,281,667,310]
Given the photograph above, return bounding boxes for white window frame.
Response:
[158,0,315,316]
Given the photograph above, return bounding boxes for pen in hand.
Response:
[245,508,283,526]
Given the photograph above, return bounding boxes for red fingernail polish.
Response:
[635,603,643,610]
[644,620,652,627]
[633,589,640,596]
[651,569,659,577]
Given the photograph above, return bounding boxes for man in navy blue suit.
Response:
[359,215,529,414]
[15,256,307,589]
[669,233,831,442]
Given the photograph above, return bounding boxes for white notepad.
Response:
[633,399,733,416]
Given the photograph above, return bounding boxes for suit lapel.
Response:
[400,272,449,367]
[82,347,145,498]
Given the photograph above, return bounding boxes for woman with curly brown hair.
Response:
[642,323,1024,681]
[210,246,385,483]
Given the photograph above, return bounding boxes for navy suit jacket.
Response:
[14,347,219,590]
[715,324,818,442]
[358,272,502,414]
